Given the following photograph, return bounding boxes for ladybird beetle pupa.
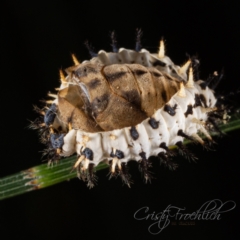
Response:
[32,30,229,188]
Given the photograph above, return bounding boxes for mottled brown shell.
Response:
[58,62,181,132]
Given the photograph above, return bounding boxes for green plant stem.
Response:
[1,117,240,200]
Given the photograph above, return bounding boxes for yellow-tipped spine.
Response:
[186,67,194,88]
[158,39,165,58]
[179,60,191,75]
[71,54,80,66]
[59,69,67,83]
[178,82,186,97]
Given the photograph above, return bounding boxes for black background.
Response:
[1,1,240,239]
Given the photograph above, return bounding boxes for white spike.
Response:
[192,133,204,145]
[48,93,58,99]
[158,40,165,58]
[117,160,122,170]
[59,69,67,83]
[199,127,212,141]
[178,82,186,97]
[45,100,54,104]
[111,157,119,173]
[71,54,80,66]
[82,159,90,171]
[186,67,194,88]
[74,155,85,168]
[179,60,191,74]
[201,107,217,113]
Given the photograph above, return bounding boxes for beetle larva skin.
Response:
[33,38,224,188]
[61,62,181,131]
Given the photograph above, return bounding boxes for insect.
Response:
[31,30,228,188]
